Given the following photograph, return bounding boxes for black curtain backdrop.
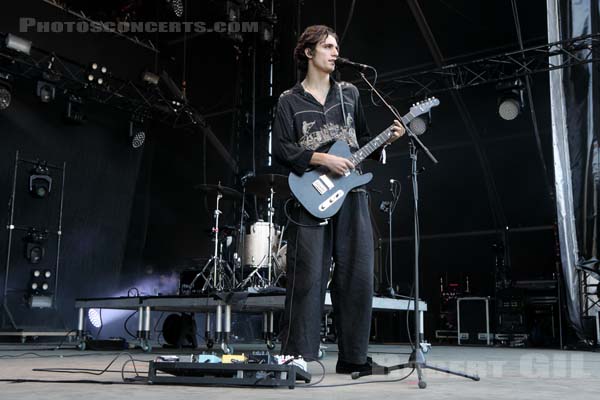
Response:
[0,79,144,327]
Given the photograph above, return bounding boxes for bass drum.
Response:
[243,222,280,268]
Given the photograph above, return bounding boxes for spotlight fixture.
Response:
[129,118,146,149]
[167,0,184,18]
[29,163,52,198]
[87,62,108,86]
[64,95,86,124]
[0,73,12,110]
[88,309,102,328]
[28,295,53,308]
[497,80,524,121]
[36,81,56,103]
[5,33,32,55]
[141,70,160,85]
[28,267,53,308]
[24,228,47,264]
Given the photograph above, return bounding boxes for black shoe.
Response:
[335,356,384,375]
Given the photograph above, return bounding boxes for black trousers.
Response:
[281,191,374,364]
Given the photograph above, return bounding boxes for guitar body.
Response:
[288,140,373,219]
[287,97,440,219]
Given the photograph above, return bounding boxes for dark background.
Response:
[0,0,558,340]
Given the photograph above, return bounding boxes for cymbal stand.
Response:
[267,186,274,284]
[190,189,232,292]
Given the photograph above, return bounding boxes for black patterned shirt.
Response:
[273,77,380,175]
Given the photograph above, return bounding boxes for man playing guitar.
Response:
[272,25,405,374]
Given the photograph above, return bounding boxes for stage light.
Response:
[29,295,53,308]
[0,85,11,110]
[64,95,86,124]
[44,270,52,279]
[5,33,32,55]
[33,270,41,278]
[31,282,38,290]
[29,163,52,198]
[497,80,524,121]
[409,116,428,135]
[141,71,160,85]
[498,97,520,121]
[0,74,12,110]
[129,117,146,149]
[36,81,55,103]
[88,309,102,328]
[24,229,47,264]
[167,0,184,17]
[87,62,108,86]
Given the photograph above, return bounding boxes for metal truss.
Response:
[42,0,159,53]
[378,33,600,101]
[0,38,238,172]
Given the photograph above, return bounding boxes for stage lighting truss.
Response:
[376,33,600,102]
[24,228,48,264]
[0,31,237,172]
[29,163,53,198]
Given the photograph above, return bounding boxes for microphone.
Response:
[335,57,371,72]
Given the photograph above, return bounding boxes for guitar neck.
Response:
[349,113,412,166]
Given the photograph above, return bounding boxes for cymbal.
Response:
[194,183,241,199]
[244,174,291,198]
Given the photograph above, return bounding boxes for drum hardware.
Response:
[190,183,240,292]
[239,174,289,289]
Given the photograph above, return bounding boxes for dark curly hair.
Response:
[294,25,339,74]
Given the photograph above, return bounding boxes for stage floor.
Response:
[0,343,598,399]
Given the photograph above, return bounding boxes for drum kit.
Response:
[189,174,290,293]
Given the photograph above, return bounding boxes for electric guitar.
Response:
[288,97,440,219]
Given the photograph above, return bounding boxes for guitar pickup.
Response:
[312,174,335,195]
[312,179,328,195]
[320,174,335,189]
[318,190,344,212]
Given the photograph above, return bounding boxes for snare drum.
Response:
[243,222,280,267]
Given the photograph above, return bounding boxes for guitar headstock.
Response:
[409,97,440,118]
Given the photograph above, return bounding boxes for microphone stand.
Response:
[350,67,480,388]
[381,180,400,298]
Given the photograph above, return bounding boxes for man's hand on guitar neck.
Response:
[310,152,355,176]
[388,119,406,144]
